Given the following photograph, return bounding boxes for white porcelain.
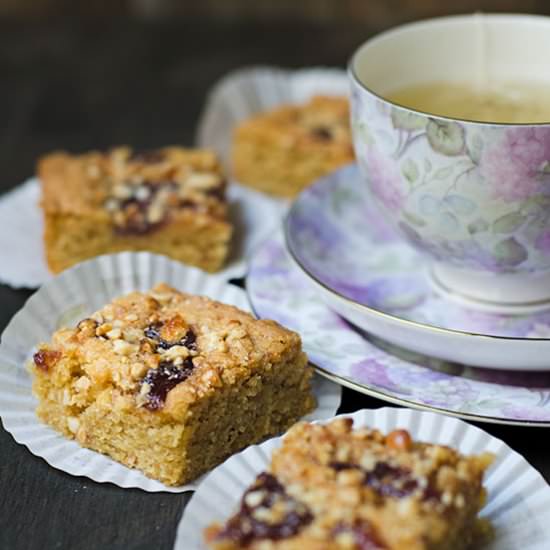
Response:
[285,164,550,370]
[247,229,550,425]
[350,14,550,310]
[430,263,550,313]
[176,408,550,550]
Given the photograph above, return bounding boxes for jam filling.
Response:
[365,462,419,499]
[333,521,387,550]
[33,349,62,372]
[139,322,198,410]
[217,472,313,546]
[144,323,197,351]
[310,126,333,141]
[141,360,194,411]
[205,183,226,201]
[330,461,435,500]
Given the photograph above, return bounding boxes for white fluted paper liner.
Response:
[176,407,550,550]
[0,66,346,288]
[0,252,341,492]
[0,178,48,288]
[196,66,349,167]
[0,177,286,288]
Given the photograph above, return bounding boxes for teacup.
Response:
[349,14,550,311]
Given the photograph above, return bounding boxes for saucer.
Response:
[285,164,550,371]
[246,232,550,425]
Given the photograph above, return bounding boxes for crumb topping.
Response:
[236,95,353,152]
[216,472,313,546]
[32,284,303,417]
[104,147,226,234]
[210,418,493,547]
[39,147,228,234]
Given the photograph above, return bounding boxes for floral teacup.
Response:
[350,14,550,311]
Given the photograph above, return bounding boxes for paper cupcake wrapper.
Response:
[0,252,341,492]
[0,177,287,288]
[0,66,347,289]
[176,407,550,550]
[196,65,349,167]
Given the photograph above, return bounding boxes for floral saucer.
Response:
[284,164,550,371]
[247,231,550,425]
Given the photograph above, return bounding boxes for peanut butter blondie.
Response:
[39,146,232,273]
[232,96,354,197]
[206,418,493,549]
[31,284,315,486]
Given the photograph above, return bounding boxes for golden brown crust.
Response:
[39,146,232,273]
[232,96,354,197]
[207,418,494,549]
[39,146,226,217]
[31,284,315,485]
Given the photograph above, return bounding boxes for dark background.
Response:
[1,2,549,549]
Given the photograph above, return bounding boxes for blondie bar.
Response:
[232,96,354,197]
[31,284,315,486]
[39,146,232,273]
[206,418,493,549]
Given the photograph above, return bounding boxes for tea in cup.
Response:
[350,14,550,311]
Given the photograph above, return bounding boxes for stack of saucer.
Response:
[246,164,550,426]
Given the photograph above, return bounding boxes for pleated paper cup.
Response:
[196,66,349,167]
[176,407,550,549]
[0,252,341,492]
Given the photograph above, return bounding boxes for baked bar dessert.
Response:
[31,283,315,486]
[205,418,494,549]
[39,146,232,273]
[232,96,354,197]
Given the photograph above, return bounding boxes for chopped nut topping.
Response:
[99,148,226,236]
[332,521,387,550]
[96,323,113,337]
[161,345,190,361]
[76,318,99,338]
[143,319,197,352]
[112,339,134,356]
[74,376,91,391]
[386,429,413,452]
[106,328,122,340]
[216,473,312,545]
[186,172,220,190]
[86,164,101,179]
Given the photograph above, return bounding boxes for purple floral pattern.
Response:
[247,231,550,424]
[286,164,550,339]
[480,127,550,202]
[350,78,550,274]
[364,147,406,210]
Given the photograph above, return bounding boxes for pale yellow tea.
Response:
[386,81,550,123]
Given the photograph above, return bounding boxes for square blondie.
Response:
[31,284,315,486]
[232,96,354,197]
[206,418,493,549]
[39,146,232,273]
